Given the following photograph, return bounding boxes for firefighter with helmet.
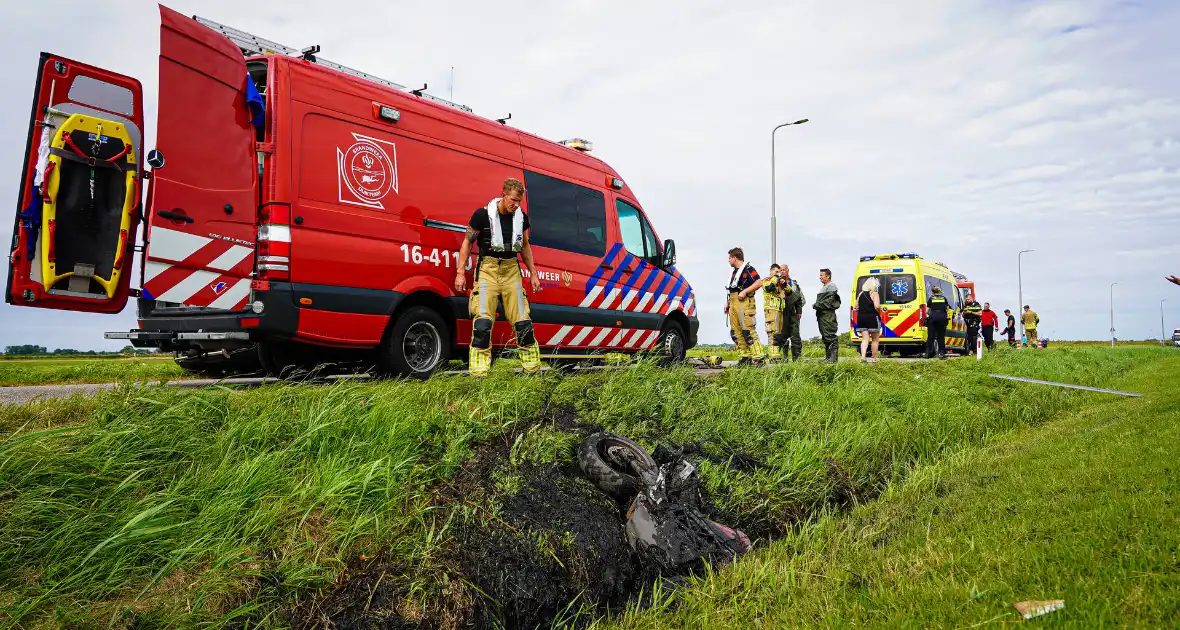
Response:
[762,263,789,360]
[455,178,543,376]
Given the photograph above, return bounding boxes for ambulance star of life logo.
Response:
[561,270,572,287]
[337,132,398,209]
[891,279,909,297]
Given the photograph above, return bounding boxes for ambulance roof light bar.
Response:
[192,15,475,114]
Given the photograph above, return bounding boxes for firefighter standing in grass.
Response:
[781,264,806,361]
[724,247,765,365]
[813,268,841,363]
[455,178,543,376]
[1022,305,1040,349]
[762,264,789,360]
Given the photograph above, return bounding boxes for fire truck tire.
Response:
[656,321,688,365]
[577,432,659,502]
[379,306,450,379]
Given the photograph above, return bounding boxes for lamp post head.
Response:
[793,118,809,125]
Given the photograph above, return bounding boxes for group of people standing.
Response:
[724,248,842,364]
[854,279,1044,362]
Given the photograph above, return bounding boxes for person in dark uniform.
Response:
[925,285,951,359]
[962,296,982,353]
[1003,309,1017,347]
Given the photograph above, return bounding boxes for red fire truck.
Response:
[6,5,698,377]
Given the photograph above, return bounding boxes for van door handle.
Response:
[157,209,194,224]
[599,264,614,270]
[621,267,634,274]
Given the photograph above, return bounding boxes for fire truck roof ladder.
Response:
[192,15,475,114]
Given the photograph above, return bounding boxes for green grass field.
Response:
[599,348,1180,628]
[0,356,183,387]
[0,347,1174,628]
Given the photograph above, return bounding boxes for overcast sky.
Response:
[1,0,1177,350]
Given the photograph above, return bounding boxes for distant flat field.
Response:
[0,355,183,386]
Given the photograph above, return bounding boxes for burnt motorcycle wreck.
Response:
[576,432,751,574]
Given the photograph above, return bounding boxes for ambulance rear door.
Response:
[5,53,145,313]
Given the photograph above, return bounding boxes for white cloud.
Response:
[0,0,1177,352]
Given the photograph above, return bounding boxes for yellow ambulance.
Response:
[848,253,968,356]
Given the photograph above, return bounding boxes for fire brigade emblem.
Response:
[337,132,398,209]
[561,270,572,287]
[211,281,227,295]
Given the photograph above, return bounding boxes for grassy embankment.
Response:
[0,356,183,387]
[601,348,1180,628]
[0,347,1169,627]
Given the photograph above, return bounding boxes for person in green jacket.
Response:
[813,268,841,363]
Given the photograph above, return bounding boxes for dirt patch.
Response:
[277,413,783,629]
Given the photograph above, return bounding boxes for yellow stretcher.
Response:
[40,113,137,298]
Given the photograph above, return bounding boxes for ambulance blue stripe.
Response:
[587,243,623,291]
[636,264,661,299]
[666,277,685,304]
[603,253,637,293]
[620,260,649,298]
[650,273,673,302]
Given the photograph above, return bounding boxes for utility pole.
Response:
[770,118,808,263]
[1162,298,1168,346]
[1018,249,1034,348]
[1110,281,1119,348]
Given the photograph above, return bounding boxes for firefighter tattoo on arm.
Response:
[465,226,479,243]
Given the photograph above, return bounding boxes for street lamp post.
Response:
[1018,249,1034,348]
[1161,298,1168,346]
[1110,282,1119,348]
[770,118,809,263]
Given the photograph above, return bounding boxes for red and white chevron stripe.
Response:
[546,325,661,350]
[576,285,697,317]
[142,226,254,309]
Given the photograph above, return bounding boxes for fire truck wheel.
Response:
[379,306,450,379]
[656,321,688,365]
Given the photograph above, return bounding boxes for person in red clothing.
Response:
[980,302,999,351]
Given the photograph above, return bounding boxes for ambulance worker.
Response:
[925,285,951,359]
[724,248,765,365]
[455,178,543,376]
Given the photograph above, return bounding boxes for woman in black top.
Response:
[857,277,884,363]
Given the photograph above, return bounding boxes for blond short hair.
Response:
[503,178,525,195]
[861,277,880,292]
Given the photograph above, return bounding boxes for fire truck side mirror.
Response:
[661,239,677,268]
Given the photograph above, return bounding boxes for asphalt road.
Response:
[0,357,934,405]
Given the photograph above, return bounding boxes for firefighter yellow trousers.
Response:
[728,292,764,359]
[468,258,541,376]
[764,307,784,358]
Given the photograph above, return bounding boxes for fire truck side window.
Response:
[523,170,606,257]
[616,200,647,260]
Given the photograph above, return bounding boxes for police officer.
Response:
[813,268,841,363]
[781,264,806,362]
[925,285,951,359]
[455,177,543,376]
[724,247,765,365]
[962,296,982,353]
[762,264,788,360]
